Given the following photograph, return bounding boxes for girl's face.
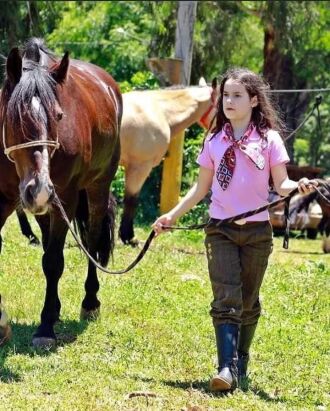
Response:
[222,78,258,124]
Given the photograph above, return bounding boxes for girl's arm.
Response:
[152,166,213,235]
[271,163,317,196]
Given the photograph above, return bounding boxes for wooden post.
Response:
[175,1,197,85]
[160,125,186,213]
[148,2,197,214]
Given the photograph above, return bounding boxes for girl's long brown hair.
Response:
[212,67,285,139]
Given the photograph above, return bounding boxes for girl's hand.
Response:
[152,214,175,236]
[297,178,318,195]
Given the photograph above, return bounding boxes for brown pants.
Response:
[204,220,273,326]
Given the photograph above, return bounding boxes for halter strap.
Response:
[199,87,217,129]
[2,122,60,163]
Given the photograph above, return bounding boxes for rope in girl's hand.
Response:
[54,179,329,275]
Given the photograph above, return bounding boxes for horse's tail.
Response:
[75,190,116,267]
[75,190,89,250]
[98,192,116,266]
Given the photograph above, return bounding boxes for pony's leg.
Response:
[32,214,70,348]
[119,162,154,246]
[80,186,115,320]
[16,209,40,245]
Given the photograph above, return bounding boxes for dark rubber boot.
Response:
[210,324,239,392]
[237,322,258,380]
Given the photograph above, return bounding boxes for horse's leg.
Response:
[321,215,330,253]
[16,209,40,245]
[119,162,154,246]
[32,213,71,348]
[0,201,16,345]
[35,214,61,321]
[80,185,116,320]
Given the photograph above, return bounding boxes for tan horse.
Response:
[119,78,218,245]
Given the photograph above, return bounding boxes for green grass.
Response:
[0,214,329,411]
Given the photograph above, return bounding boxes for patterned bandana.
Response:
[216,122,266,190]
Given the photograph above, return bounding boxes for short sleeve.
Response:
[268,130,290,168]
[197,135,214,170]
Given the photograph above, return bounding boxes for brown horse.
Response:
[0,38,122,347]
[119,79,218,245]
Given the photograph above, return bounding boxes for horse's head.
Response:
[198,77,220,130]
[1,43,69,215]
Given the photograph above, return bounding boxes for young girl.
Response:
[152,68,315,392]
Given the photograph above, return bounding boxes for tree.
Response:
[237,1,330,165]
[175,1,197,85]
[0,1,41,82]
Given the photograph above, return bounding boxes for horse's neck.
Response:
[153,87,211,135]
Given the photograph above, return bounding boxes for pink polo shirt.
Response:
[197,127,290,221]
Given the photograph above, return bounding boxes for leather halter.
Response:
[199,88,217,129]
[2,121,60,163]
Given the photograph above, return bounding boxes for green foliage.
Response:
[45,1,157,82]
[294,138,309,166]
[294,98,330,174]
[180,125,210,225]
[191,1,264,83]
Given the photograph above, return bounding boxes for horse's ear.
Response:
[51,51,69,85]
[211,77,218,90]
[6,47,22,85]
[199,77,207,87]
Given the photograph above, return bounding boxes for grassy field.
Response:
[0,214,329,411]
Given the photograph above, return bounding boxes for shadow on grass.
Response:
[239,378,285,404]
[0,318,89,383]
[162,379,210,392]
[161,378,238,398]
[161,377,286,403]
[279,250,324,255]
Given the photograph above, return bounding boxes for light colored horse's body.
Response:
[119,81,217,244]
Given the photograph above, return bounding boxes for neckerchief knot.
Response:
[216,122,266,190]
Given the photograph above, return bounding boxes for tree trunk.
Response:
[174,1,197,85]
[263,23,309,163]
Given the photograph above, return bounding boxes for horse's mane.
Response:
[0,38,58,139]
[23,37,56,61]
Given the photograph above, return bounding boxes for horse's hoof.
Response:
[32,336,56,349]
[128,238,139,247]
[29,235,40,246]
[0,324,12,346]
[322,237,330,253]
[80,306,100,321]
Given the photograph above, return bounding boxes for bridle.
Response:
[199,87,218,129]
[2,120,60,163]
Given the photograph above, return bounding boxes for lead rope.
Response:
[53,179,330,275]
[53,193,155,275]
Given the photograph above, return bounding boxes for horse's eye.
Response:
[57,111,63,121]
